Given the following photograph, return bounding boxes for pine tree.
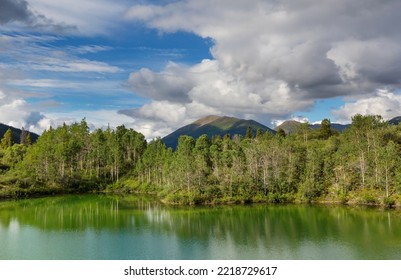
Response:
[25,132,32,145]
[256,128,263,139]
[245,126,253,139]
[1,128,14,149]
[320,118,332,139]
[277,128,286,138]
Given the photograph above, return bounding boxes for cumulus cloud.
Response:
[272,116,310,128]
[0,67,53,134]
[333,90,401,123]
[124,0,401,136]
[0,93,50,133]
[0,85,138,134]
[119,100,222,138]
[125,58,313,137]
[128,62,194,103]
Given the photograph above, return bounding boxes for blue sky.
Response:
[1,0,401,138]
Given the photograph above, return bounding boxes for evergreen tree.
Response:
[1,128,14,149]
[245,126,253,139]
[277,128,286,138]
[25,132,32,145]
[4,113,401,205]
[320,118,332,139]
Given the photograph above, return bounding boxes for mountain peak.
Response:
[162,115,275,149]
[275,120,303,134]
[193,115,224,126]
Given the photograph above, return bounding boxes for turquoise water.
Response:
[1,195,400,259]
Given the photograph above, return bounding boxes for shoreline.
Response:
[1,184,400,210]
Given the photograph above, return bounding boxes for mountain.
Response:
[275,120,350,134]
[0,123,39,145]
[162,115,275,148]
[389,116,401,125]
[309,123,350,132]
[275,120,304,135]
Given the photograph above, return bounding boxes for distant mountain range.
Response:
[162,115,401,149]
[276,116,401,135]
[389,116,401,125]
[0,123,39,145]
[2,115,401,149]
[162,115,275,148]
[275,120,350,135]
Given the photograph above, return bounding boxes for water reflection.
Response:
[0,195,401,259]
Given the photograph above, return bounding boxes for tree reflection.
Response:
[1,195,401,259]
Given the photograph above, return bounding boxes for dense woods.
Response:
[1,115,401,207]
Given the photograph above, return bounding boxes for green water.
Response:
[0,195,401,259]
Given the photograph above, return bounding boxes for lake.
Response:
[0,194,400,259]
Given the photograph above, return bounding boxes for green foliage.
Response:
[277,128,286,138]
[9,119,147,191]
[1,128,13,149]
[319,118,332,139]
[2,114,401,207]
[245,126,253,139]
[383,197,396,208]
[360,189,379,205]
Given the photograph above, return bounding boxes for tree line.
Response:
[1,115,401,206]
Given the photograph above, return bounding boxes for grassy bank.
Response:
[1,175,401,209]
[101,178,401,208]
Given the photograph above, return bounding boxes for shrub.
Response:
[383,197,395,208]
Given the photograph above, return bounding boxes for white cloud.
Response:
[71,45,113,54]
[119,99,224,139]
[0,0,77,33]
[8,79,123,92]
[27,0,130,35]
[0,34,121,74]
[126,58,314,135]
[124,0,401,132]
[32,58,120,73]
[128,62,194,102]
[3,0,401,140]
[0,97,47,133]
[333,90,401,123]
[272,116,310,128]
[43,108,177,140]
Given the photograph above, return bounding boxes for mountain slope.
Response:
[162,115,275,148]
[275,120,304,135]
[0,123,39,144]
[389,116,401,125]
[275,120,350,134]
[309,123,350,132]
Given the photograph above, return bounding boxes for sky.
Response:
[1,0,401,138]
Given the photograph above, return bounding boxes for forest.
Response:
[1,114,401,207]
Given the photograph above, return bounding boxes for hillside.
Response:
[389,116,401,125]
[275,120,350,134]
[309,123,350,132]
[162,115,275,148]
[0,123,39,144]
[275,120,304,135]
